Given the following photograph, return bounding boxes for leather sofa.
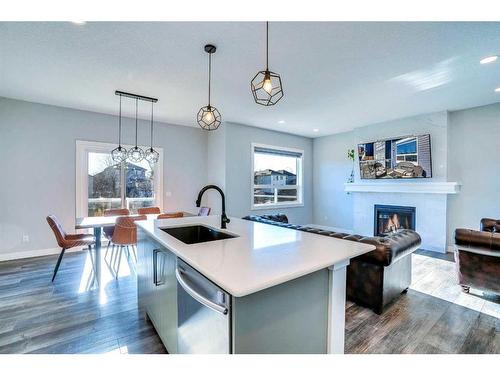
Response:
[455,218,500,294]
[242,214,421,314]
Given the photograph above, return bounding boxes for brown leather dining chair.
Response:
[46,214,95,282]
[157,212,184,219]
[103,208,130,237]
[108,215,146,278]
[103,208,130,257]
[198,207,211,216]
[137,207,161,215]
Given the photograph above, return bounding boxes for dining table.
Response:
[75,211,195,286]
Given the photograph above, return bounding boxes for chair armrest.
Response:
[480,218,500,232]
[455,228,500,251]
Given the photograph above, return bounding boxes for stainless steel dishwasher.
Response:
[176,259,231,354]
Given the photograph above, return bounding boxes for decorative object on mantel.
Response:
[347,149,355,183]
[251,21,284,106]
[197,44,222,131]
[111,90,159,164]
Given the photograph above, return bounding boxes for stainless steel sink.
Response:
[160,225,237,245]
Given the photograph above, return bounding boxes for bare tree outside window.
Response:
[87,153,156,216]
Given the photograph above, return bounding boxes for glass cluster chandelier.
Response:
[111,90,159,164]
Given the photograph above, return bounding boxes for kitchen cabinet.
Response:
[137,229,178,354]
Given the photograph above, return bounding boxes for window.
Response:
[76,141,163,217]
[251,143,303,209]
[395,137,418,165]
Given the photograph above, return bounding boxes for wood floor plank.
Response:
[0,250,499,354]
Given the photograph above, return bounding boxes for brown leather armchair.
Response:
[455,218,500,294]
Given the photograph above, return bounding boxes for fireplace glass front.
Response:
[374,204,416,236]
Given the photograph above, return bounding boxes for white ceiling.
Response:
[1,21,500,137]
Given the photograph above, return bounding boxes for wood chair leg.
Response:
[88,245,96,273]
[132,245,138,262]
[112,245,120,272]
[104,241,111,259]
[115,246,123,279]
[52,248,66,282]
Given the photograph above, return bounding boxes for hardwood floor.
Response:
[345,252,500,354]
[0,250,165,354]
[0,249,498,354]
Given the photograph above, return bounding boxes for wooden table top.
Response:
[75,211,195,229]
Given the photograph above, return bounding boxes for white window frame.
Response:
[395,137,419,166]
[251,143,304,210]
[76,140,163,218]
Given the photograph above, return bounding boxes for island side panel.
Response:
[137,228,178,354]
[231,269,329,354]
[327,261,349,354]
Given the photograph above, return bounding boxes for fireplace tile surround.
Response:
[352,191,448,252]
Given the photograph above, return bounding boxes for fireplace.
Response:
[374,204,416,236]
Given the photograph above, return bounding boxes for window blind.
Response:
[254,146,303,158]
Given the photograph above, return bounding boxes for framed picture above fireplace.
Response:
[358,134,432,179]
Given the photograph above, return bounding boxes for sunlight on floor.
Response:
[410,253,500,319]
[77,247,134,305]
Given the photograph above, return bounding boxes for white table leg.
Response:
[327,259,349,354]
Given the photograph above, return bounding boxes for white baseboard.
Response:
[305,224,354,234]
[0,246,85,262]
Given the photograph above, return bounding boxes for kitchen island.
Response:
[136,215,375,354]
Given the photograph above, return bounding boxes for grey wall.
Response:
[204,126,227,215]
[313,104,500,250]
[0,97,208,257]
[312,111,448,231]
[313,131,354,231]
[447,102,500,245]
[224,122,313,225]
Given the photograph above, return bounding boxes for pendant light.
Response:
[127,98,145,163]
[197,44,221,131]
[251,22,284,106]
[111,95,128,163]
[144,100,159,164]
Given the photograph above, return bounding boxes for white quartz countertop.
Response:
[137,216,375,297]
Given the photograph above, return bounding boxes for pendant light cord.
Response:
[135,98,138,148]
[208,52,212,106]
[266,21,269,71]
[150,101,154,148]
[118,95,122,147]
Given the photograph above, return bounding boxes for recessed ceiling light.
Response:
[71,21,86,25]
[480,55,498,64]
[278,120,285,124]
[495,87,500,93]
[313,128,319,133]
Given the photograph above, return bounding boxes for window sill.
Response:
[251,203,304,210]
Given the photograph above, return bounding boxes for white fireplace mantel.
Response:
[344,181,461,195]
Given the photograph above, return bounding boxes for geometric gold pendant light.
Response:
[251,21,284,106]
[111,94,128,163]
[197,44,222,130]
